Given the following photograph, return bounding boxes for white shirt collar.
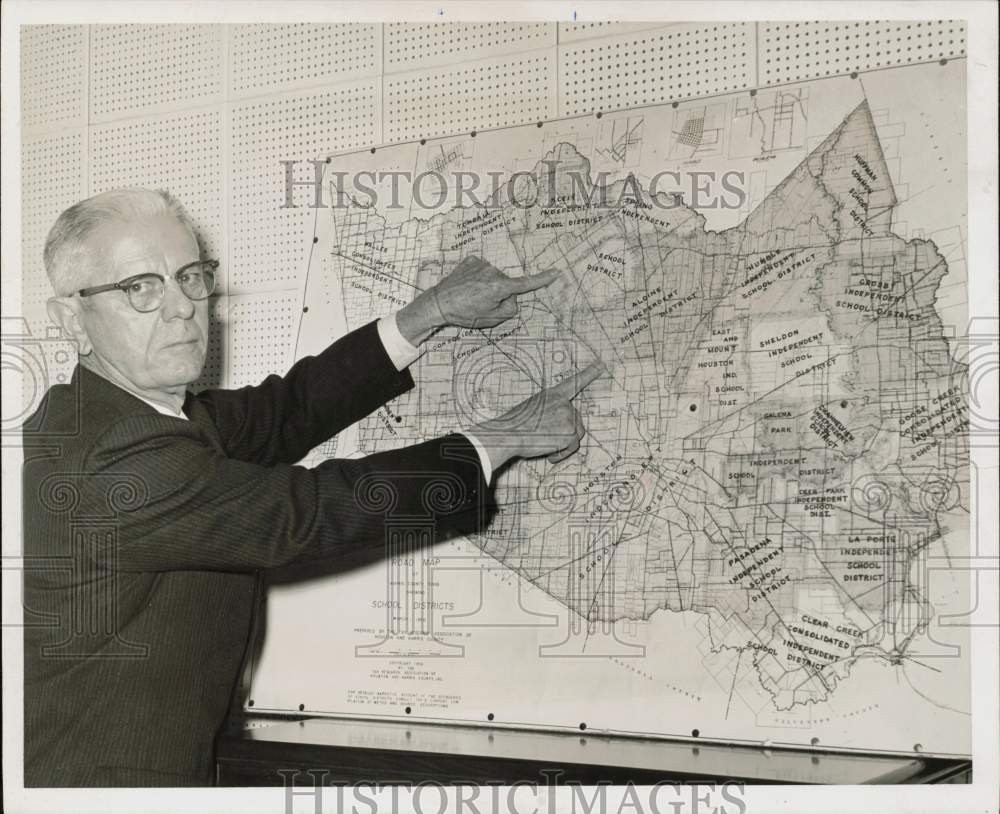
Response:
[100,377,189,420]
[134,393,189,420]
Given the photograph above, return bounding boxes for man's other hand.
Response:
[397,256,561,344]
[471,360,607,472]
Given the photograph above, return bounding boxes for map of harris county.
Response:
[324,99,968,712]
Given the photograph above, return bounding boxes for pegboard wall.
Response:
[19,20,967,390]
[90,25,225,122]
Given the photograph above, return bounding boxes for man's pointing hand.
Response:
[503,267,562,295]
[397,256,562,344]
[472,360,608,471]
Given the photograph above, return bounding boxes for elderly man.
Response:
[23,188,602,787]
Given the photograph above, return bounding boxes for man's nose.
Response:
[160,276,196,319]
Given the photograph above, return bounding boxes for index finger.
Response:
[506,267,562,294]
[550,360,607,400]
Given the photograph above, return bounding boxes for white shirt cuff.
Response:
[377,312,424,372]
[459,432,494,486]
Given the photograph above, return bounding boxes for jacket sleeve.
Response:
[188,319,413,467]
[79,414,495,573]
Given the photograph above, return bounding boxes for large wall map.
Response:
[249,62,970,755]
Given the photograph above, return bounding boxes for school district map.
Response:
[253,66,970,755]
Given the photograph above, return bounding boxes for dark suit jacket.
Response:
[22,319,494,787]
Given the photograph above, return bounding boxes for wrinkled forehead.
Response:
[84,213,199,286]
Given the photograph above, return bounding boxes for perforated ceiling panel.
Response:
[226,292,299,389]
[19,130,88,404]
[385,22,554,73]
[557,22,676,43]
[229,24,379,98]
[20,25,88,133]
[759,20,966,86]
[558,22,755,116]
[89,109,225,287]
[228,81,379,293]
[385,52,555,142]
[90,25,224,122]
[191,296,227,392]
[21,131,88,317]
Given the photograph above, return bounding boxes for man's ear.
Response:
[46,296,92,356]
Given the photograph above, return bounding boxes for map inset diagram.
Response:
[669,102,727,159]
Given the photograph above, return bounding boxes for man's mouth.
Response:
[164,338,199,349]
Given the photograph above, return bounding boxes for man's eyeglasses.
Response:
[77,260,219,313]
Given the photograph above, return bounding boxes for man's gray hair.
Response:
[43,188,200,297]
